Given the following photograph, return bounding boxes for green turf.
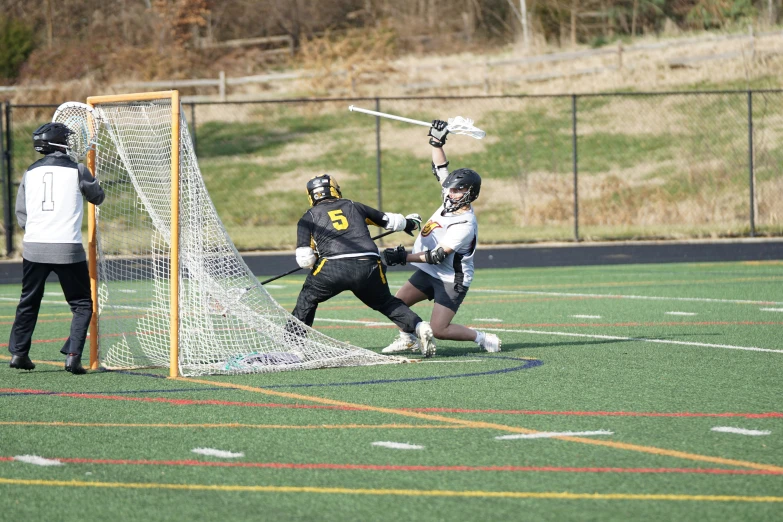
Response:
[1,261,782,521]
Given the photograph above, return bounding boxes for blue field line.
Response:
[261,355,543,389]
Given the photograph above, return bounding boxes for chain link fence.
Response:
[2,91,781,256]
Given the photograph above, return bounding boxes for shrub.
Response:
[0,16,35,80]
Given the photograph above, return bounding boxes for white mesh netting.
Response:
[90,97,404,375]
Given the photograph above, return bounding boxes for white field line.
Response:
[13,455,63,466]
[496,430,613,440]
[191,448,244,458]
[372,441,424,450]
[420,359,485,364]
[571,315,602,319]
[483,328,783,354]
[472,289,783,306]
[760,308,783,312]
[711,427,771,436]
[665,312,698,316]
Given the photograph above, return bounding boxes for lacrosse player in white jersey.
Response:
[7,123,105,374]
[381,119,500,357]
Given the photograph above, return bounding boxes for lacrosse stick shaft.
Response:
[260,229,397,285]
[348,106,431,128]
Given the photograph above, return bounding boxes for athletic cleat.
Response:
[481,333,501,353]
[65,354,86,375]
[415,321,436,358]
[10,354,35,370]
[381,333,419,354]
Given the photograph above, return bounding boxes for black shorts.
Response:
[408,269,468,312]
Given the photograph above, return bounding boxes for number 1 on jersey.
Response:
[327,209,349,230]
[42,172,54,211]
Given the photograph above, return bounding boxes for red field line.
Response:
[0,456,779,475]
[3,388,780,418]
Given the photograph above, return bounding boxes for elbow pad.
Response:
[295,247,317,269]
[431,161,449,182]
[383,212,406,232]
[423,247,447,265]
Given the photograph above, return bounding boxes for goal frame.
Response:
[86,90,182,377]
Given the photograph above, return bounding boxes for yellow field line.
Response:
[0,355,63,368]
[0,421,461,430]
[0,477,781,502]
[178,377,783,473]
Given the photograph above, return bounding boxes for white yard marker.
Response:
[496,430,613,440]
[571,315,601,319]
[264,285,285,289]
[191,448,245,458]
[474,318,503,323]
[665,312,697,316]
[315,318,392,327]
[372,441,425,450]
[760,308,783,312]
[13,455,63,466]
[483,327,783,354]
[118,289,137,294]
[711,427,771,436]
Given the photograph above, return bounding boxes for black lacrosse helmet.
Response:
[442,168,481,211]
[32,122,72,155]
[306,174,342,206]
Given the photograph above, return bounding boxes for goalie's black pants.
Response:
[292,257,421,334]
[8,260,93,358]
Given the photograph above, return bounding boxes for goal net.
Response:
[85,91,404,376]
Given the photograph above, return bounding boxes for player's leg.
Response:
[353,261,435,357]
[379,269,434,355]
[428,278,502,353]
[53,261,93,374]
[8,260,51,370]
[291,260,346,327]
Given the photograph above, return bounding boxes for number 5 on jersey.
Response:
[327,209,349,230]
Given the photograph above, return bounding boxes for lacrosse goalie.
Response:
[381,120,501,356]
[8,123,105,375]
[289,174,436,356]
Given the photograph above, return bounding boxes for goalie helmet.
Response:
[306,174,342,206]
[442,168,481,211]
[32,122,72,155]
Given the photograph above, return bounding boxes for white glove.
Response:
[295,247,317,269]
[383,212,407,232]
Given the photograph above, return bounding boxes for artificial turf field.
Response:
[0,260,781,521]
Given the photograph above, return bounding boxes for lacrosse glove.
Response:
[404,213,422,236]
[383,245,408,266]
[428,119,449,147]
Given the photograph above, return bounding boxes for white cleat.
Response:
[415,321,436,358]
[481,333,501,353]
[382,333,419,354]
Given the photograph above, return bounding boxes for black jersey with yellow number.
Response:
[296,199,386,259]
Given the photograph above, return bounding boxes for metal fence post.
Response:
[375,97,382,212]
[572,94,579,242]
[3,102,13,256]
[747,90,755,237]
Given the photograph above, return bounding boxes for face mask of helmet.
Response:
[32,122,73,155]
[441,168,481,212]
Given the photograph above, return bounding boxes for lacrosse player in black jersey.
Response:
[381,120,501,356]
[289,174,436,356]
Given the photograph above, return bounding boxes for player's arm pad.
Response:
[423,247,447,265]
[383,212,407,232]
[296,247,317,269]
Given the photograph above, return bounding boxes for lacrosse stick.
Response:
[348,105,486,139]
[51,101,103,160]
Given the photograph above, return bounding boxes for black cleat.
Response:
[10,354,35,371]
[65,355,86,375]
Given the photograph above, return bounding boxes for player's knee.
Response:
[431,324,449,339]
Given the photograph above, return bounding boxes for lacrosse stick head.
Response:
[446,116,486,140]
[51,101,102,160]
